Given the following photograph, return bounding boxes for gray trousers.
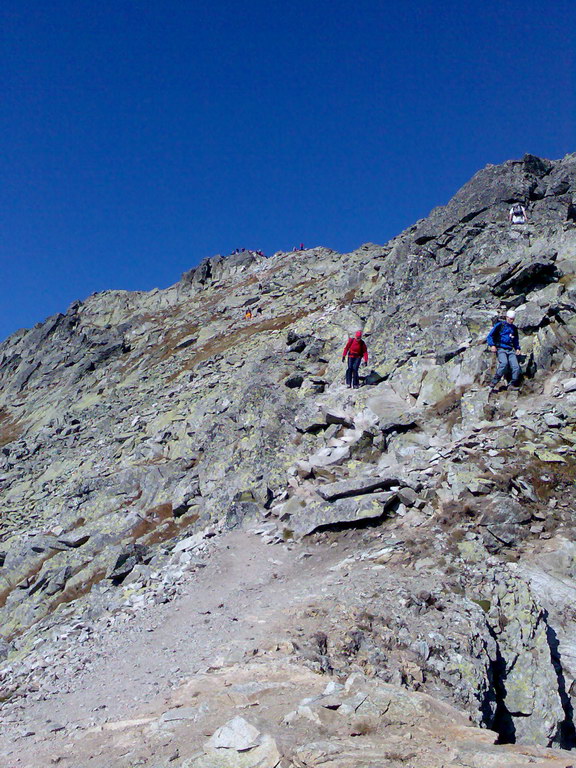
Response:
[491,349,520,385]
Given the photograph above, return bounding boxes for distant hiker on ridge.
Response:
[245,309,253,320]
[342,330,368,389]
[509,203,527,224]
[487,309,521,393]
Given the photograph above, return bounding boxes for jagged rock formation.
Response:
[2,153,576,766]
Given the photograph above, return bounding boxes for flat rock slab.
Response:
[291,493,397,537]
[308,445,350,468]
[365,388,419,431]
[365,386,410,420]
[161,706,198,722]
[316,475,410,501]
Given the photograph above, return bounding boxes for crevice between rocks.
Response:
[482,621,517,745]
[480,611,576,750]
[544,610,576,750]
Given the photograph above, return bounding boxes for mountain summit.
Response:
[2,154,576,767]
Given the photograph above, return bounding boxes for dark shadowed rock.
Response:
[285,374,304,389]
[491,260,561,297]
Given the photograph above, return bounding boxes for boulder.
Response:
[308,446,350,468]
[478,493,533,549]
[515,302,548,331]
[288,493,398,537]
[206,716,261,750]
[491,260,560,298]
[191,735,280,768]
[416,366,455,407]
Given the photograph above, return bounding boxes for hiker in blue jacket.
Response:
[487,309,521,392]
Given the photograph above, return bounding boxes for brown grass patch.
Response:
[0,408,24,448]
[0,550,57,612]
[166,311,305,381]
[341,288,358,304]
[47,567,108,616]
[437,499,479,528]
[431,389,464,417]
[350,717,377,736]
[476,265,504,275]
[522,456,576,501]
[429,388,466,430]
[159,322,201,360]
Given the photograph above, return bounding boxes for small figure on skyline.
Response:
[509,203,527,224]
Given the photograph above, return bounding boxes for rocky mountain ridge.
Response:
[2,153,576,767]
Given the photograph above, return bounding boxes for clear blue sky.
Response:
[1,1,574,342]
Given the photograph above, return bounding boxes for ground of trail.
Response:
[2,526,380,767]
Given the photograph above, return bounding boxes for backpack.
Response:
[364,370,384,386]
[513,204,524,216]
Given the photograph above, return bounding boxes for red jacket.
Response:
[343,337,368,363]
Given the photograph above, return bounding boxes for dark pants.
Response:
[346,356,362,387]
[491,349,521,386]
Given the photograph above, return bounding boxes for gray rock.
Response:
[290,493,397,537]
[397,486,418,506]
[284,373,304,389]
[491,260,560,298]
[206,716,261,750]
[161,706,198,722]
[478,493,532,549]
[543,412,563,428]
[316,475,407,501]
[515,302,548,331]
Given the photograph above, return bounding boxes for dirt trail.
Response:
[1,528,355,766]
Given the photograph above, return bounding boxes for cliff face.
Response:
[2,153,576,766]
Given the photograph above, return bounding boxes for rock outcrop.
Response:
[2,153,576,766]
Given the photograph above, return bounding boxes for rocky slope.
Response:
[2,153,576,767]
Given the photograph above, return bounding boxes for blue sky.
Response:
[1,0,575,342]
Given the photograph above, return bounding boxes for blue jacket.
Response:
[486,321,520,351]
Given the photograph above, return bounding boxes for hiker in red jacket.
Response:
[342,331,368,389]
